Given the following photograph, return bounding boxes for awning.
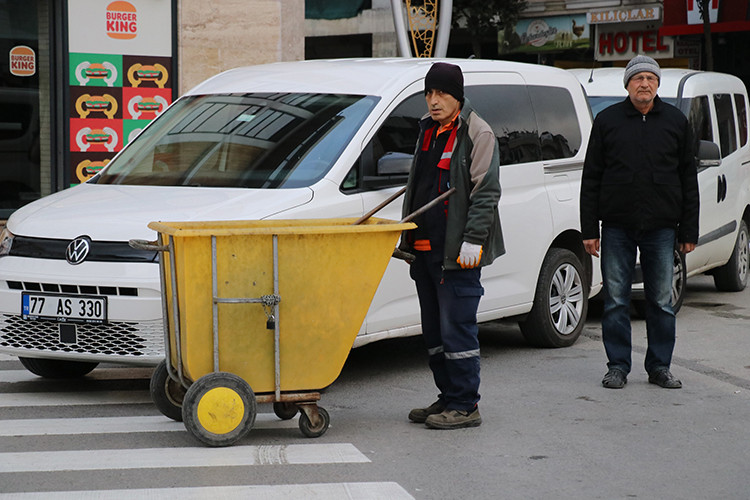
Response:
[660,0,750,36]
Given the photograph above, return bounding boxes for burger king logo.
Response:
[10,46,36,77]
[106,1,137,40]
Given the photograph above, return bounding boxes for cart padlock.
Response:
[266,316,276,330]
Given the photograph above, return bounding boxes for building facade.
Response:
[0,0,303,220]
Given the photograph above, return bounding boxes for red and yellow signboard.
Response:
[67,0,173,184]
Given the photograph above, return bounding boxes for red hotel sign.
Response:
[596,25,673,61]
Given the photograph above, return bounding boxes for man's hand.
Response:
[679,242,696,254]
[583,238,600,258]
[457,242,483,269]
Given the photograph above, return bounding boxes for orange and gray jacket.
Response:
[400,98,505,270]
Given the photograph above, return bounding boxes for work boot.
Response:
[424,407,481,429]
[408,400,446,423]
[649,368,682,389]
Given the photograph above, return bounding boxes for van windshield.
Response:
[95,93,379,188]
[588,96,677,118]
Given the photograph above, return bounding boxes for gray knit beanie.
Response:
[623,55,661,88]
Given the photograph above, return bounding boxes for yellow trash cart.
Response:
[136,217,414,447]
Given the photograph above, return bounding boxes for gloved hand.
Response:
[457,242,483,269]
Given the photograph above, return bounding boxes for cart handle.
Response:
[129,239,167,252]
[353,186,407,225]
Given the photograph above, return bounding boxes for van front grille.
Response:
[0,314,163,358]
[6,281,139,296]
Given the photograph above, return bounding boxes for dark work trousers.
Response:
[410,250,484,411]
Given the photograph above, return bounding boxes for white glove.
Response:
[457,242,483,269]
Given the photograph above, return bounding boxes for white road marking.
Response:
[0,443,370,473]
[0,368,153,383]
[0,482,415,499]
[0,413,300,436]
[0,390,152,407]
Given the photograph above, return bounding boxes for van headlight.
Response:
[0,227,14,256]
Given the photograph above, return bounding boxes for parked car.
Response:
[0,58,602,379]
[569,67,750,312]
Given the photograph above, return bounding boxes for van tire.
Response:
[713,220,749,292]
[18,357,98,378]
[520,248,587,348]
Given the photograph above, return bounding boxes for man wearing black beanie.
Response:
[400,62,504,429]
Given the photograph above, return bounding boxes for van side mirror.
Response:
[377,152,413,175]
[697,140,721,168]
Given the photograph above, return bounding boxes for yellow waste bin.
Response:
[140,217,414,446]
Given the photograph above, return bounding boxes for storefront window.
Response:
[0,0,51,218]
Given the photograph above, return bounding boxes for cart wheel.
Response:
[181,372,257,447]
[273,402,298,420]
[299,406,330,438]
[150,360,185,422]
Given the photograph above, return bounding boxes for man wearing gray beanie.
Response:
[580,55,699,390]
[623,54,661,88]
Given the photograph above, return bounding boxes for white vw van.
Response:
[570,67,750,311]
[0,58,601,378]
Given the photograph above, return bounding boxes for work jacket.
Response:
[580,95,699,244]
[400,98,504,270]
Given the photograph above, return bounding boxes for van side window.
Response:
[734,94,748,147]
[346,92,423,192]
[464,85,541,165]
[685,96,712,144]
[527,86,582,159]
[714,93,737,158]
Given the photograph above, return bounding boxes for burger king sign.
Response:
[106,1,138,40]
[10,46,36,77]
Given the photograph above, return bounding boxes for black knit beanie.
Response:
[424,62,464,103]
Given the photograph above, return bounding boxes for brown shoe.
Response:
[425,407,482,429]
[408,400,446,423]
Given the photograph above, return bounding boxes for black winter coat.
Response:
[580,95,699,244]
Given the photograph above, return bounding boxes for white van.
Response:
[570,67,750,311]
[0,58,601,378]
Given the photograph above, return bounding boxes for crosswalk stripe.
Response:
[0,482,415,500]
[0,390,152,407]
[0,413,300,436]
[0,443,370,472]
[0,368,153,383]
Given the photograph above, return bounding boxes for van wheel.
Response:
[520,248,587,348]
[18,357,98,378]
[713,219,749,292]
[632,248,687,317]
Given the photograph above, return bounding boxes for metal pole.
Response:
[168,235,187,389]
[434,0,452,58]
[212,235,220,373]
[273,235,281,401]
[391,0,412,57]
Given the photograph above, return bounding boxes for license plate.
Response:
[22,292,107,324]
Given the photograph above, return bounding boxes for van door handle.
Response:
[716,174,727,203]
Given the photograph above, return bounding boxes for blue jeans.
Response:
[410,252,483,411]
[600,227,677,375]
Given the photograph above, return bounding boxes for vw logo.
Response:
[66,236,92,265]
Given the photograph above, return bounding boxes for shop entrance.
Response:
[0,0,51,219]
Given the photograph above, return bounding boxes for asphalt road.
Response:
[1,273,749,499]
